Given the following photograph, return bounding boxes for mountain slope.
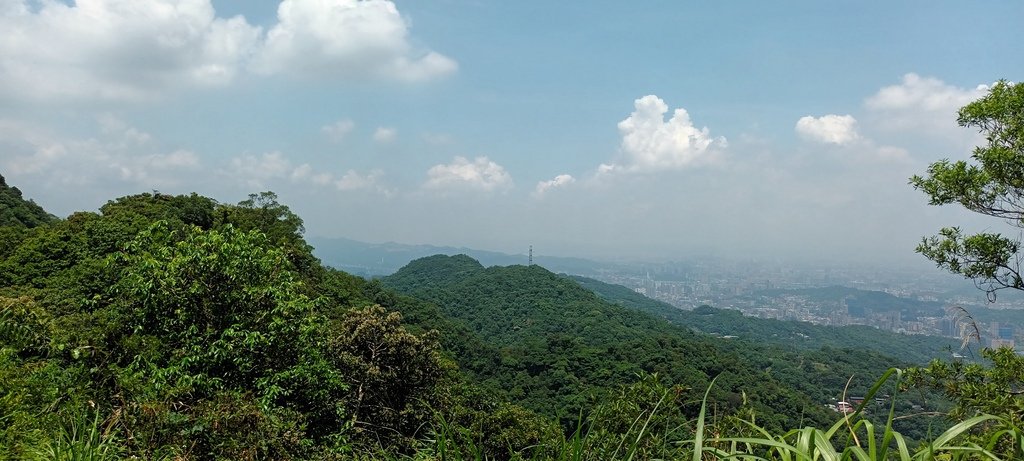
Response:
[309,235,606,276]
[0,173,56,228]
[571,275,960,364]
[382,255,935,432]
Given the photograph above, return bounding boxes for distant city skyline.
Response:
[2,1,1023,265]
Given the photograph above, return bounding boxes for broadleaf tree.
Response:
[911,81,1024,300]
[907,81,1024,457]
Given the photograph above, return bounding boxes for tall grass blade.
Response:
[923,414,999,455]
[691,375,719,461]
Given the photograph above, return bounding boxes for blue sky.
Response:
[1,0,1022,264]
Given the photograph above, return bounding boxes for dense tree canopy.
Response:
[0,174,55,229]
[0,188,454,459]
[0,178,1014,459]
[381,254,948,436]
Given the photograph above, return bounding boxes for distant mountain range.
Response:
[308,235,611,276]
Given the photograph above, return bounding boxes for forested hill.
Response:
[310,235,606,276]
[0,173,56,228]
[571,275,959,365]
[382,255,936,434]
[0,188,500,458]
[0,182,951,458]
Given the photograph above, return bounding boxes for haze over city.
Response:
[2,0,1022,265]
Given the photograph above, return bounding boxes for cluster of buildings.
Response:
[592,258,1024,349]
[989,322,1016,349]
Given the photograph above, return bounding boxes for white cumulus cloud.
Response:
[795,114,860,145]
[864,73,988,134]
[610,95,726,173]
[866,73,987,112]
[373,127,397,143]
[252,0,457,82]
[792,113,909,163]
[424,156,512,193]
[0,0,261,102]
[533,174,575,197]
[0,0,454,103]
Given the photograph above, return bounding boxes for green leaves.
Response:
[330,305,445,449]
[691,369,1019,461]
[910,160,998,210]
[907,348,1024,427]
[916,227,1022,296]
[913,81,1024,299]
[958,81,1024,151]
[36,410,123,461]
[99,222,351,456]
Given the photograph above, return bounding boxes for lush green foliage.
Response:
[0,190,453,459]
[897,80,1024,459]
[563,274,956,443]
[911,81,1024,299]
[907,346,1024,458]
[331,305,446,448]
[382,255,947,436]
[0,174,55,229]
[425,370,1021,461]
[1,176,1019,459]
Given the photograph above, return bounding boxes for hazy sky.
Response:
[2,0,1022,265]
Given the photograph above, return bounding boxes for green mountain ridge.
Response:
[310,235,607,276]
[382,255,943,436]
[571,275,961,364]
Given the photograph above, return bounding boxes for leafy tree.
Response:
[330,305,446,450]
[220,191,319,276]
[0,296,78,458]
[906,348,1024,425]
[102,222,346,458]
[99,192,217,230]
[907,81,1024,458]
[911,81,1024,300]
[904,348,1024,458]
[221,191,305,245]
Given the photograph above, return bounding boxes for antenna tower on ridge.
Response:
[529,245,533,266]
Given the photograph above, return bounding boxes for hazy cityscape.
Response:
[592,258,1024,349]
